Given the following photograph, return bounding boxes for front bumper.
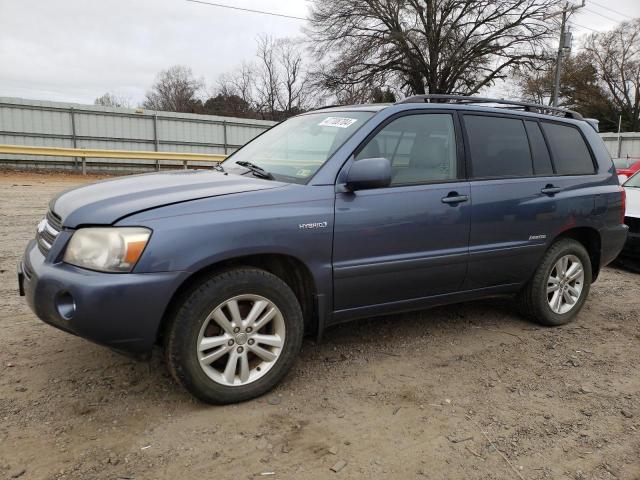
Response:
[19,240,188,354]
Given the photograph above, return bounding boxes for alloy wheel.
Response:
[547,254,585,315]
[196,294,285,386]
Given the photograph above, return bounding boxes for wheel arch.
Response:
[550,227,602,281]
[158,253,319,345]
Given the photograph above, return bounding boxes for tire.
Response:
[517,239,592,326]
[165,268,304,404]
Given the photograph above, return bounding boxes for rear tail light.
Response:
[620,186,626,224]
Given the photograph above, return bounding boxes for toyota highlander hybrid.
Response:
[19,95,628,404]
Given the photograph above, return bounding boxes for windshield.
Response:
[625,171,640,187]
[223,111,375,184]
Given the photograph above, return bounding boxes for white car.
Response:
[621,172,640,260]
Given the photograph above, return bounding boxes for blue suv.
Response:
[19,95,628,404]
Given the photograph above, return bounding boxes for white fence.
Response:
[0,97,275,172]
[600,133,640,159]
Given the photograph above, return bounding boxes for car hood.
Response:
[625,186,640,218]
[52,170,284,228]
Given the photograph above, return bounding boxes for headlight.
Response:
[63,227,151,273]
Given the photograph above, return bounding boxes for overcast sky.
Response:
[1,0,639,106]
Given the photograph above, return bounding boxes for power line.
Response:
[185,0,307,21]
[588,0,631,20]
[568,21,600,33]
[582,7,622,23]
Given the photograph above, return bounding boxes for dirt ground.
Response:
[0,170,639,480]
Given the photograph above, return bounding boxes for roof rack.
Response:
[396,94,583,120]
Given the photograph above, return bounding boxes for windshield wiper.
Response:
[235,161,275,180]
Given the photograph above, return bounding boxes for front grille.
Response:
[625,216,640,234]
[36,209,62,256]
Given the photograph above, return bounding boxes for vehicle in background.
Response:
[19,95,628,404]
[619,172,640,265]
[614,157,640,183]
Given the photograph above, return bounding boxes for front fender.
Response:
[118,185,336,299]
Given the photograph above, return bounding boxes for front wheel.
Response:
[518,239,592,326]
[165,268,304,404]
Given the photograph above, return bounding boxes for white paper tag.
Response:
[318,117,358,128]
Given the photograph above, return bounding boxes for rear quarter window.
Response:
[524,121,554,175]
[541,123,595,175]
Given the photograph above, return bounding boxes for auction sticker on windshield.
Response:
[318,117,358,128]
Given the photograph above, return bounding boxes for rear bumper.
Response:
[600,224,629,266]
[19,240,188,354]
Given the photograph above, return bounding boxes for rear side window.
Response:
[464,115,533,178]
[524,121,554,175]
[541,123,595,175]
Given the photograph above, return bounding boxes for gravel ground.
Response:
[1,170,639,480]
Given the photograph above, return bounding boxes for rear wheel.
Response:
[518,239,592,326]
[165,268,304,404]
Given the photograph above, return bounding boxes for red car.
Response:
[614,157,640,180]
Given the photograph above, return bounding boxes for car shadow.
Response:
[30,296,535,413]
[610,257,640,274]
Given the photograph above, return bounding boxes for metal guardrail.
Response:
[0,144,227,174]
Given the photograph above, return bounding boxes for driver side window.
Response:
[355,113,458,186]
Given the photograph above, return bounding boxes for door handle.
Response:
[541,185,562,196]
[441,193,469,205]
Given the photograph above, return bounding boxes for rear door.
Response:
[332,111,471,312]
[461,114,560,290]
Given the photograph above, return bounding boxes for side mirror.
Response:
[345,157,392,191]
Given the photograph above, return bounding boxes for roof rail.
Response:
[396,94,583,120]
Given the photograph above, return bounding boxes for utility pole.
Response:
[551,1,585,107]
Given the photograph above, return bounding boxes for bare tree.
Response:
[307,0,557,97]
[313,82,397,105]
[94,92,131,108]
[206,63,258,116]
[584,19,640,131]
[143,65,204,113]
[276,38,310,115]
[207,36,312,121]
[253,35,280,119]
[203,72,255,118]
[515,53,620,131]
[221,63,256,107]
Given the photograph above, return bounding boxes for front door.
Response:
[332,112,470,312]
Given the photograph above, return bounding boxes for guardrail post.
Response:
[70,107,80,173]
[153,113,160,171]
[223,120,228,155]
